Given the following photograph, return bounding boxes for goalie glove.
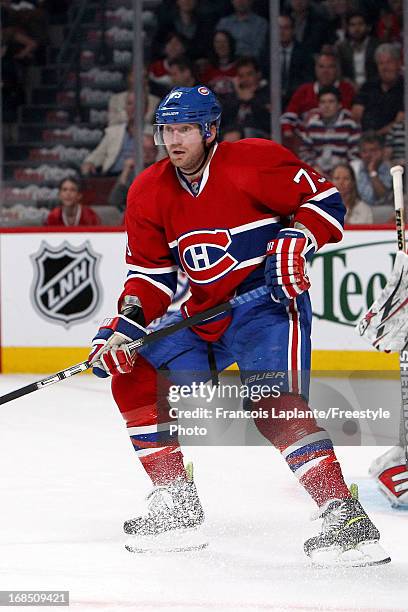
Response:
[89,299,147,378]
[265,228,316,305]
[357,251,408,352]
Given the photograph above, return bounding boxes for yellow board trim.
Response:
[1,347,400,375]
[2,347,89,374]
[311,350,399,372]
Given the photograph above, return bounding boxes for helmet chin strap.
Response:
[179,140,214,177]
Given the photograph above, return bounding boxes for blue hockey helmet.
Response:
[154,85,222,144]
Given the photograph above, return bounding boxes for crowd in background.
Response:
[1,0,406,226]
[1,0,69,122]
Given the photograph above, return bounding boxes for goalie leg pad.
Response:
[357,251,408,352]
[369,446,408,507]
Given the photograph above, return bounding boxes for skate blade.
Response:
[125,527,208,554]
[309,541,391,567]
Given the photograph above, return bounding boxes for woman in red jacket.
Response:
[46,177,100,226]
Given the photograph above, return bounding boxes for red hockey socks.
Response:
[254,393,351,507]
[111,356,187,485]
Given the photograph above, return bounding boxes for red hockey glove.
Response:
[265,228,315,305]
[89,315,147,378]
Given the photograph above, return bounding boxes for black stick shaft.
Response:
[0,285,269,406]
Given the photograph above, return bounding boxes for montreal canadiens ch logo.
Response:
[31,241,101,327]
[198,86,209,95]
[178,229,238,284]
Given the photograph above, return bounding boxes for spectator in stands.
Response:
[351,43,403,134]
[155,0,210,61]
[46,178,100,227]
[216,0,268,59]
[200,30,237,96]
[283,0,331,54]
[195,0,231,29]
[168,57,198,88]
[221,125,245,142]
[148,32,188,92]
[1,29,32,122]
[324,0,353,45]
[108,67,159,126]
[336,11,379,89]
[81,92,140,176]
[331,162,374,224]
[350,131,392,206]
[299,86,361,174]
[9,0,49,59]
[221,56,270,137]
[1,0,39,121]
[108,132,157,214]
[1,3,38,58]
[385,118,405,164]
[281,52,355,141]
[376,0,402,45]
[1,0,44,59]
[278,13,314,108]
[155,0,231,33]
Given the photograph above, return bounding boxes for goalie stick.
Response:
[0,284,270,406]
[390,165,408,467]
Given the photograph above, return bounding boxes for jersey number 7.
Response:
[293,168,319,193]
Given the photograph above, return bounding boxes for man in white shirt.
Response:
[336,11,379,88]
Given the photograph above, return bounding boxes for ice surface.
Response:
[0,374,407,612]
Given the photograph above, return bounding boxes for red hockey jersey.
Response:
[123,138,345,340]
[46,205,100,227]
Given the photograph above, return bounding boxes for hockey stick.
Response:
[0,284,270,406]
[390,165,408,467]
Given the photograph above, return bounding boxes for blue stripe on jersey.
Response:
[129,429,177,451]
[286,438,333,461]
[126,270,178,295]
[130,430,175,443]
[286,439,334,472]
[305,191,346,230]
[169,220,283,269]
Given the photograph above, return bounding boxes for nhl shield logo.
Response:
[31,241,101,327]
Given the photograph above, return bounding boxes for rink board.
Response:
[0,226,400,373]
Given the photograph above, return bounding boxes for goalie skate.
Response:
[124,470,206,553]
[304,494,391,567]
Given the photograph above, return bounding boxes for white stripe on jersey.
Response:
[294,455,328,479]
[300,202,344,236]
[127,264,178,274]
[229,217,280,235]
[307,186,339,201]
[127,422,174,435]
[287,300,302,393]
[282,431,330,458]
[168,216,280,248]
[125,273,174,299]
[135,447,167,457]
[235,255,265,270]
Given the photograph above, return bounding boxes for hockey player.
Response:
[89,85,390,565]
